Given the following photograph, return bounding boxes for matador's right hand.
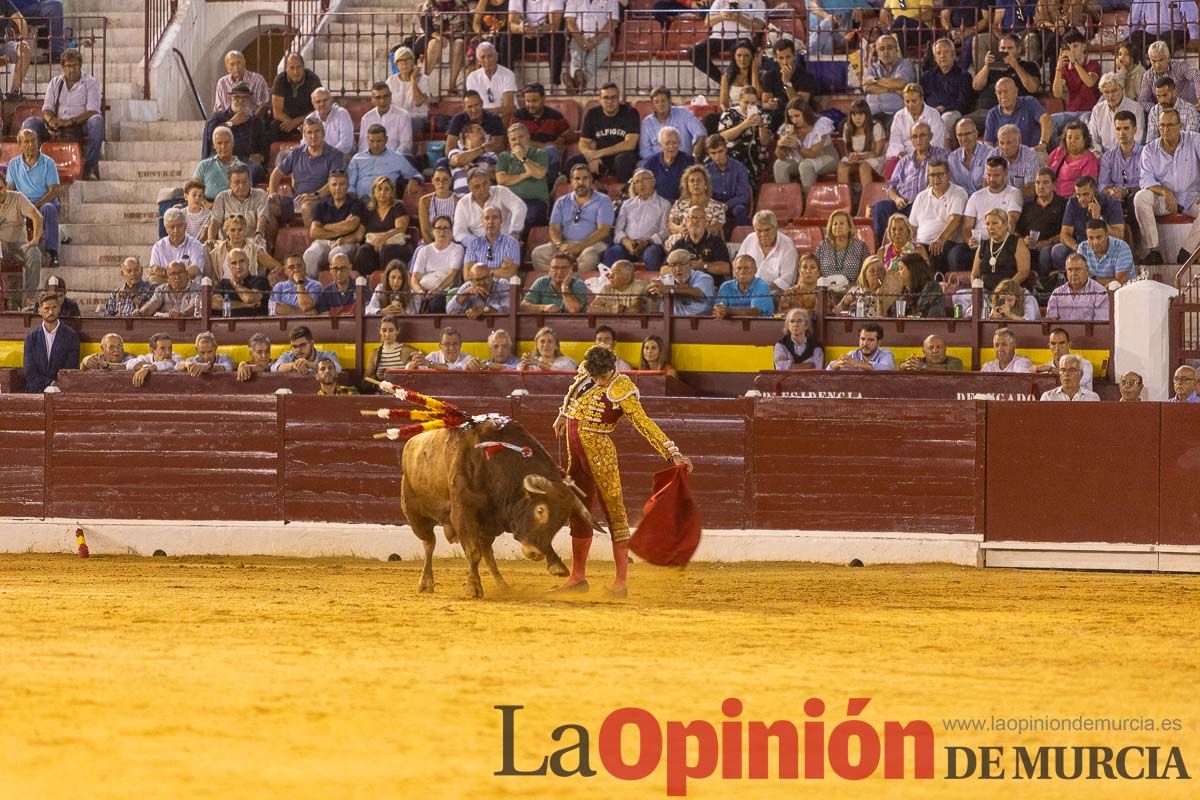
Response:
[553,414,566,438]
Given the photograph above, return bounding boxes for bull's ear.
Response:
[523,474,552,495]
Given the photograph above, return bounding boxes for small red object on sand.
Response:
[629,465,702,567]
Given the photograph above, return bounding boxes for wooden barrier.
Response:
[380,369,691,397]
[754,371,1059,400]
[0,367,24,393]
[54,370,338,394]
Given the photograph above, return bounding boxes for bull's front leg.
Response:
[462,537,485,599]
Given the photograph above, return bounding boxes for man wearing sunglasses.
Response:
[463,206,521,279]
[532,163,614,272]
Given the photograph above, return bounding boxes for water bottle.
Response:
[222,295,232,318]
[982,294,991,318]
[855,297,865,317]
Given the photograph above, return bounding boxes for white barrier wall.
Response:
[1113,279,1178,401]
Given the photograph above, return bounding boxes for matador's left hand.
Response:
[673,455,694,473]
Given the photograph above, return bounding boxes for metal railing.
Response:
[143,0,177,100]
[8,18,107,107]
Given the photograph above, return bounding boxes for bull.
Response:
[400,416,601,597]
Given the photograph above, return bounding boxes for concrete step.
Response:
[18,79,140,100]
[96,160,195,182]
[92,27,144,48]
[90,45,145,64]
[307,59,390,89]
[67,221,161,246]
[76,12,145,29]
[118,120,204,142]
[64,202,158,224]
[105,140,203,161]
[47,265,124,297]
[60,243,142,268]
[313,41,394,61]
[66,0,145,11]
[73,180,163,204]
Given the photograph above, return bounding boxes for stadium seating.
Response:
[756,183,806,225]
[802,184,852,217]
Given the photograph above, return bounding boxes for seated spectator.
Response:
[236,332,275,381]
[127,332,181,387]
[1034,326,1094,390]
[354,176,411,276]
[899,333,963,371]
[642,127,695,203]
[209,165,270,243]
[180,331,235,376]
[480,327,520,371]
[407,327,481,370]
[839,100,887,191]
[307,87,354,155]
[1056,176,1125,271]
[605,169,669,270]
[1048,31,1100,137]
[947,118,993,195]
[880,0,933,53]
[366,261,408,316]
[894,252,945,317]
[870,121,947,246]
[639,334,675,376]
[1169,366,1200,403]
[863,34,915,120]
[409,215,464,312]
[1046,121,1098,198]
[466,41,516,118]
[1017,168,1067,277]
[719,39,762,112]
[386,48,430,138]
[348,123,422,201]
[212,248,271,317]
[6,128,60,264]
[1075,218,1133,285]
[814,209,870,283]
[886,83,947,162]
[201,83,267,183]
[993,124,1038,196]
[714,253,774,318]
[23,48,103,181]
[521,251,588,313]
[589,259,649,314]
[759,39,818,110]
[0,158,43,305]
[738,209,797,293]
[103,257,155,317]
[716,85,769,185]
[37,275,76,317]
[970,208,1030,294]
[269,254,322,316]
[961,158,1023,252]
[268,53,322,145]
[988,277,1038,321]
[1088,72,1143,152]
[365,315,421,380]
[357,82,415,159]
[773,308,823,370]
[705,135,751,227]
[664,204,732,278]
[453,167,526,242]
[448,121,502,191]
[303,169,363,278]
[495,123,550,229]
[463,205,520,279]
[563,0,619,92]
[22,291,77,393]
[1114,42,1144,102]
[984,77,1049,149]
[668,165,725,238]
[210,214,283,284]
[909,159,970,273]
[418,166,459,244]
[827,323,896,371]
[315,253,357,314]
[138,261,202,318]
[1135,108,1200,265]
[1099,111,1141,230]
[922,38,974,137]
[213,51,271,115]
[981,327,1032,373]
[833,255,887,315]
[570,83,640,182]
[1046,251,1110,321]
[0,4,31,103]
[647,249,715,317]
[641,86,706,161]
[448,261,511,317]
[268,117,345,230]
[1119,371,1143,402]
[779,253,820,313]
[593,324,632,370]
[513,83,573,185]
[879,213,928,270]
[686,1,767,84]
[1039,354,1099,401]
[316,357,357,394]
[518,325,576,370]
[774,101,837,191]
[180,180,212,242]
[445,91,506,154]
[531,163,613,271]
[272,325,341,374]
[970,34,1040,119]
[80,333,136,371]
[1136,41,1200,112]
[1146,77,1199,144]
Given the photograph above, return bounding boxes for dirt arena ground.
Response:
[1,553,1197,799]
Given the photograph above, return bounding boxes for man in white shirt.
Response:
[150,207,210,281]
[357,82,414,157]
[981,327,1033,373]
[22,48,104,180]
[1034,327,1095,391]
[908,158,970,272]
[886,83,947,160]
[452,168,527,242]
[465,41,517,120]
[307,87,354,156]
[1087,72,1143,152]
[602,168,670,269]
[959,156,1024,245]
[1040,354,1100,401]
[737,209,797,293]
[689,0,768,84]
[127,332,183,388]
[407,327,482,370]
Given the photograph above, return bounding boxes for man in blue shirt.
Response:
[6,127,59,263]
[347,123,421,198]
[647,248,714,317]
[271,324,341,374]
[983,78,1048,148]
[640,126,695,202]
[1075,219,1134,284]
[531,163,615,272]
[1169,366,1200,402]
[639,86,706,161]
[268,116,345,228]
[1134,107,1200,265]
[714,254,774,318]
[705,135,751,226]
[827,323,897,371]
[269,255,323,315]
[315,253,357,313]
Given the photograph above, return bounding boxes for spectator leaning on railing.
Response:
[180,331,235,377]
[139,261,202,319]
[213,248,271,317]
[713,254,774,319]
[272,325,341,375]
[588,259,648,314]
[269,255,322,316]
[127,332,182,388]
[80,333,136,371]
[447,261,511,318]
[103,257,155,318]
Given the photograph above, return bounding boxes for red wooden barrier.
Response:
[0,394,44,517]
[754,371,1059,400]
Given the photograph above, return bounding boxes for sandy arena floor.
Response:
[0,553,1197,799]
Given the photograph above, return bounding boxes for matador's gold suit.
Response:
[559,372,681,542]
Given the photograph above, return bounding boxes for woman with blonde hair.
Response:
[834,254,887,316]
[354,175,412,276]
[519,326,578,371]
[878,213,928,270]
[210,214,284,284]
[667,165,726,237]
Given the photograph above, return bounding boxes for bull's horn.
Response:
[561,476,587,502]
[571,492,607,534]
[523,474,552,495]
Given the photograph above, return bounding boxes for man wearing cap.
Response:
[647,249,715,317]
[201,81,268,180]
[213,50,271,115]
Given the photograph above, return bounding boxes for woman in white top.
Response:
[719,41,763,110]
[773,308,825,370]
[418,166,458,244]
[387,47,431,137]
[408,214,464,312]
[210,214,284,284]
[519,326,577,371]
[773,100,837,190]
[366,261,410,315]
